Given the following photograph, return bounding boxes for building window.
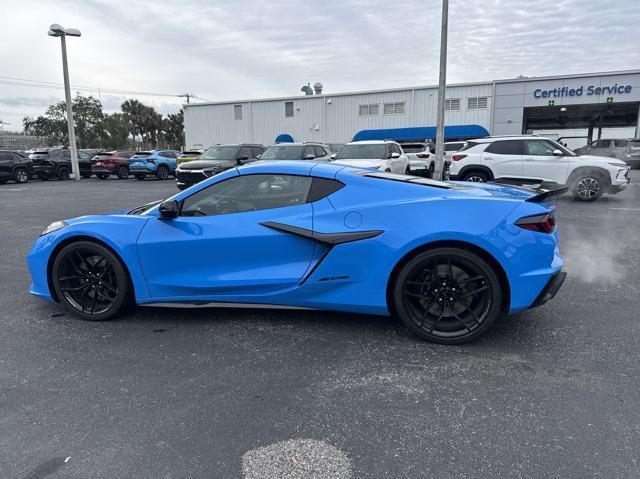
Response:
[359,104,379,116]
[285,101,294,117]
[444,98,461,111]
[383,102,405,115]
[467,97,488,110]
[234,104,242,120]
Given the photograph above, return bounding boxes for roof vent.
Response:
[313,82,323,95]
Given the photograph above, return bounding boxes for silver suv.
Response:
[574,138,640,168]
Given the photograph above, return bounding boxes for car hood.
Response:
[577,154,626,166]
[178,159,233,169]
[332,159,385,169]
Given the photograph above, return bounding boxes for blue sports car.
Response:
[27,161,566,344]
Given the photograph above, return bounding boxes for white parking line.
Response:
[0,188,29,191]
[609,207,640,211]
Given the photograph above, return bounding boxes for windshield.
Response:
[336,144,386,160]
[200,147,238,161]
[181,151,202,156]
[261,145,305,160]
[132,151,152,157]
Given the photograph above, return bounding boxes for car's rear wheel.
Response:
[51,241,130,321]
[13,167,29,183]
[156,165,169,180]
[135,174,145,180]
[404,164,411,175]
[57,166,70,180]
[116,166,129,179]
[393,247,502,344]
[572,174,604,201]
[462,171,488,182]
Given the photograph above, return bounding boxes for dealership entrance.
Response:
[523,101,639,143]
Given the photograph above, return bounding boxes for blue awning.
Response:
[352,125,489,142]
[275,133,294,143]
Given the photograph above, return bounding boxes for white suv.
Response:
[331,140,410,174]
[448,136,630,201]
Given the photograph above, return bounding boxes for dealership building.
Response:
[184,69,640,150]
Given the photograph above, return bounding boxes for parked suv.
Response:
[399,142,435,176]
[30,149,93,180]
[91,151,134,179]
[449,135,630,201]
[574,138,640,168]
[0,150,35,184]
[175,144,267,190]
[129,150,181,180]
[332,140,410,174]
[260,142,332,162]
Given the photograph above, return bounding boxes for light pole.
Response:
[433,0,448,180]
[48,23,81,180]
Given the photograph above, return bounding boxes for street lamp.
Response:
[48,23,81,180]
[433,0,448,180]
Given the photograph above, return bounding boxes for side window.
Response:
[238,147,252,159]
[181,174,313,217]
[525,141,557,156]
[485,140,523,155]
[251,147,264,158]
[594,140,610,148]
[303,146,316,159]
[314,146,327,157]
[0,152,11,161]
[614,140,628,148]
[389,144,401,156]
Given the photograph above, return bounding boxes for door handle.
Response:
[524,158,536,162]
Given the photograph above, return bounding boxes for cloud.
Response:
[0,0,638,130]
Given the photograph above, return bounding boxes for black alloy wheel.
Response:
[51,241,130,321]
[393,248,502,344]
[57,166,71,180]
[13,167,29,183]
[116,166,129,179]
[156,165,169,180]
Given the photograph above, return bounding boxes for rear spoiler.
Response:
[489,178,568,203]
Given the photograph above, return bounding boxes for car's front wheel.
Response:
[156,165,169,180]
[392,247,502,344]
[57,166,71,180]
[116,166,129,179]
[572,174,604,201]
[51,241,130,321]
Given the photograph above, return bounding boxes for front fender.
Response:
[26,215,152,303]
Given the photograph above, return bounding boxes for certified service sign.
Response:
[534,84,633,99]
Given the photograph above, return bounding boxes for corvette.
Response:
[27,161,566,344]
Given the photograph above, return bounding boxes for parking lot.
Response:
[1,173,640,478]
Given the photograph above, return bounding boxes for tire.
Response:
[13,167,29,184]
[51,241,131,321]
[404,164,411,175]
[135,174,145,181]
[392,247,503,344]
[462,171,488,183]
[81,172,92,179]
[97,173,110,180]
[57,166,71,180]
[427,163,435,178]
[116,166,129,180]
[571,173,605,202]
[156,165,169,180]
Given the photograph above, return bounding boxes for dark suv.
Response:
[260,142,332,162]
[30,149,93,180]
[0,150,35,184]
[175,144,267,190]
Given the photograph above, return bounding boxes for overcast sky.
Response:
[1,0,639,131]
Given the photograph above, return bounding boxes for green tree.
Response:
[162,109,184,149]
[102,113,130,149]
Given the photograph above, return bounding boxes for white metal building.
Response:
[184,69,640,149]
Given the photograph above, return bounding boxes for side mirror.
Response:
[158,200,179,219]
[330,154,337,160]
[390,152,401,159]
[237,155,249,162]
[256,154,262,159]
[304,154,316,160]
[552,149,563,156]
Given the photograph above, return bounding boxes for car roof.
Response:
[472,135,547,143]
[237,160,347,177]
[346,140,394,145]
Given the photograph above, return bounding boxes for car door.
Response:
[387,143,405,173]
[483,140,523,178]
[521,140,570,183]
[136,173,316,298]
[0,152,12,179]
[237,146,254,165]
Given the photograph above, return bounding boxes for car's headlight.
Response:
[608,162,627,168]
[41,220,68,236]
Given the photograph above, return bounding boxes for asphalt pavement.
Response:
[1,172,639,478]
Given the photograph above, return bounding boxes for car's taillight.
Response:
[451,154,467,161]
[416,153,430,158]
[515,212,556,233]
